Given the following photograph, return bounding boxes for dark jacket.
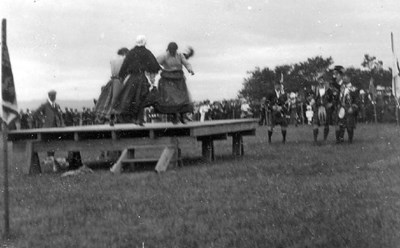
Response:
[267,91,287,109]
[119,46,161,79]
[34,101,64,128]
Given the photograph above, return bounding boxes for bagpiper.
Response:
[267,81,288,143]
[312,73,334,144]
[332,66,359,143]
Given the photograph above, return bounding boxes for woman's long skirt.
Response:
[94,78,123,123]
[154,70,193,114]
[113,73,150,123]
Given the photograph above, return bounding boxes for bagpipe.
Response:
[338,84,359,119]
[268,92,289,118]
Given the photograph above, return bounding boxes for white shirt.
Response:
[200,104,210,114]
[110,56,125,77]
[47,98,56,108]
[275,89,281,98]
[241,103,250,112]
[318,87,326,97]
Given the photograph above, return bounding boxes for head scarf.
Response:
[136,35,147,47]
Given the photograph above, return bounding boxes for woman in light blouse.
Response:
[155,42,195,124]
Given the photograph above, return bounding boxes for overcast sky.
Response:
[2,0,400,102]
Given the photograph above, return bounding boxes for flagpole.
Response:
[1,18,10,238]
[391,32,400,126]
[369,78,378,124]
[1,123,9,238]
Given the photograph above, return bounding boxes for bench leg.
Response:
[110,149,128,174]
[202,138,214,162]
[67,151,83,170]
[177,147,183,167]
[232,133,244,156]
[155,147,176,173]
[29,152,41,174]
[26,142,41,174]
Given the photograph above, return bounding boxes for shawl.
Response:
[119,46,161,79]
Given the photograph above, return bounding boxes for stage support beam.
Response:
[232,133,244,157]
[201,137,214,162]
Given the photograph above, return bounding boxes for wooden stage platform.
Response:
[8,119,258,174]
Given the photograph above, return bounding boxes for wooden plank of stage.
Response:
[8,119,257,140]
[8,119,258,174]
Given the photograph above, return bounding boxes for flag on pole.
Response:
[391,32,400,99]
[1,18,12,238]
[1,19,18,127]
[369,78,376,102]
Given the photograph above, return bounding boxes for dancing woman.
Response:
[155,42,194,124]
[113,35,161,125]
[94,47,129,124]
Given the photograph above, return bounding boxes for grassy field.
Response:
[1,123,400,247]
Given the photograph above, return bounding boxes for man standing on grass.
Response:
[312,74,334,144]
[332,66,359,143]
[259,97,267,125]
[267,81,288,143]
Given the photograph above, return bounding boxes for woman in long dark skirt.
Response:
[155,42,195,124]
[94,47,129,124]
[113,35,161,126]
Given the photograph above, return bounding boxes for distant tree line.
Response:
[239,54,392,102]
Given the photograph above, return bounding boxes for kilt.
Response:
[312,105,333,126]
[267,110,288,127]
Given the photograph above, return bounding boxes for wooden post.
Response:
[2,123,10,237]
[232,133,244,156]
[27,142,41,174]
[110,149,128,174]
[396,102,399,126]
[155,147,175,172]
[67,151,82,170]
[396,104,399,126]
[177,147,183,167]
[127,148,135,159]
[373,104,378,124]
[2,19,10,237]
[300,104,304,125]
[201,137,214,162]
[391,32,400,126]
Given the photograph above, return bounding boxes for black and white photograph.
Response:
[1,0,400,247]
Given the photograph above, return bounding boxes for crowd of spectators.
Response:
[19,107,97,129]
[146,99,254,123]
[17,85,399,129]
[18,99,255,129]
